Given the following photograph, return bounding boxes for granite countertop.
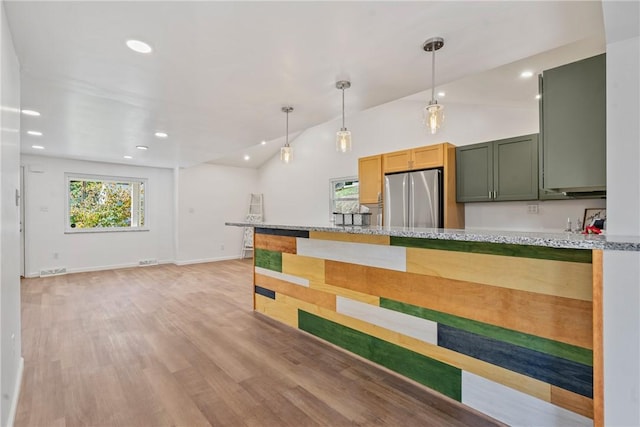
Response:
[225,221,640,251]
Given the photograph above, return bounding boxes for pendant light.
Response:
[336,80,352,153]
[280,106,294,163]
[423,37,445,134]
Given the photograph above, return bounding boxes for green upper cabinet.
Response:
[457,134,538,203]
[541,54,606,193]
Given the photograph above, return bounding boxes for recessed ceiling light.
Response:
[243,155,250,161]
[21,109,40,116]
[31,145,44,150]
[261,140,267,145]
[123,155,133,159]
[437,91,445,98]
[136,145,148,150]
[27,130,43,136]
[520,70,534,78]
[535,94,542,100]
[126,39,152,54]
[154,132,168,138]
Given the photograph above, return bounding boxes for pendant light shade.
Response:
[423,37,445,134]
[336,80,352,153]
[280,106,294,163]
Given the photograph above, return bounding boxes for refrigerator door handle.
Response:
[408,174,414,227]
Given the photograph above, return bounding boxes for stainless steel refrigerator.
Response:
[384,168,443,228]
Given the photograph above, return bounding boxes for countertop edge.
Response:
[225,222,640,252]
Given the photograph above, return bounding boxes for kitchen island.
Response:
[226,222,639,427]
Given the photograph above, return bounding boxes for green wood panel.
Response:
[390,236,593,264]
[380,298,593,366]
[494,134,539,201]
[254,248,282,272]
[456,142,493,202]
[298,310,462,401]
[542,54,606,191]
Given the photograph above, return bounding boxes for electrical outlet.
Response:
[527,204,539,214]
[53,252,59,259]
[220,244,224,251]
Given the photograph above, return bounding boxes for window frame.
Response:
[64,172,149,234]
[329,176,359,219]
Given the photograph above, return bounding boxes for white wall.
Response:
[21,155,174,277]
[602,1,640,424]
[175,163,258,264]
[259,96,604,231]
[0,3,22,426]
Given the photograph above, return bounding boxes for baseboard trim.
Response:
[26,257,244,277]
[174,255,243,266]
[6,356,24,427]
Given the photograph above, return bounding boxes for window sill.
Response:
[65,227,150,234]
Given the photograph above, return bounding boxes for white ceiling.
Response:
[6,1,605,169]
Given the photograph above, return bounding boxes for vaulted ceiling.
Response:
[6,1,605,169]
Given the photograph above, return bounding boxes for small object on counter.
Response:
[565,217,572,232]
[333,212,372,226]
[583,225,602,234]
[574,218,583,233]
[360,205,370,213]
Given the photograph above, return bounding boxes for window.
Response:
[65,173,147,232]
[330,177,359,215]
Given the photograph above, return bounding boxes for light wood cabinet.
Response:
[383,145,444,173]
[358,155,382,204]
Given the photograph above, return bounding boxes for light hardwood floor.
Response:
[16,260,503,427]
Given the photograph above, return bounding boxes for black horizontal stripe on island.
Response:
[255,228,309,238]
[390,236,592,264]
[437,324,593,398]
[254,285,276,300]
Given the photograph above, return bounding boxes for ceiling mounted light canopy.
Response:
[336,80,352,153]
[280,106,294,164]
[423,37,445,134]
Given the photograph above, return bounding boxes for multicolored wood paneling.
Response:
[252,228,597,427]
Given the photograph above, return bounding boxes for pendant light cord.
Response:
[285,109,289,147]
[431,46,436,104]
[342,87,345,129]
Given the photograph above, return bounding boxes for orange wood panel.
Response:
[592,250,603,427]
[324,261,592,349]
[255,273,336,311]
[309,231,389,245]
[254,234,297,254]
[551,386,594,420]
[358,154,383,204]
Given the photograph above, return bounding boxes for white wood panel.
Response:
[296,238,406,271]
[462,372,592,427]
[254,266,309,287]
[336,296,437,345]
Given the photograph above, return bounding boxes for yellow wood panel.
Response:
[443,143,465,229]
[309,282,380,305]
[325,261,593,349]
[406,248,593,301]
[255,273,336,311]
[358,155,382,204]
[255,294,298,328]
[309,231,389,246]
[592,250,604,427]
[412,145,443,169]
[551,385,594,420]
[305,302,551,403]
[281,253,325,286]
[383,149,412,173]
[254,234,297,254]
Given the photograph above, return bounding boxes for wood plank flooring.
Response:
[16,260,504,427]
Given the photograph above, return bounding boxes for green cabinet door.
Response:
[456,142,493,202]
[494,134,538,201]
[457,134,539,203]
[542,54,606,191]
